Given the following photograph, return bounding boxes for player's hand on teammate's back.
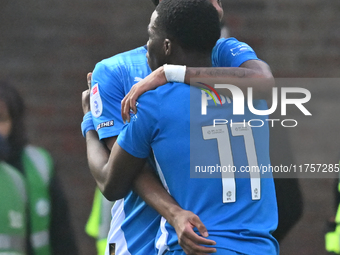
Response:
[121,66,167,123]
[171,210,217,254]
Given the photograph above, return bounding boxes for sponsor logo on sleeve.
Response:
[97,120,114,131]
[230,44,252,56]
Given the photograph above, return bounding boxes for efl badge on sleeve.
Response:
[90,83,103,118]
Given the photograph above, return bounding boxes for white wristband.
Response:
[163,64,186,83]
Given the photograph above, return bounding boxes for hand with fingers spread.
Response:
[121,66,167,123]
[170,210,217,255]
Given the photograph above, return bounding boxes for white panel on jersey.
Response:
[105,199,131,255]
[153,154,170,254]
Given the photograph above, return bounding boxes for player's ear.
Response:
[163,38,172,56]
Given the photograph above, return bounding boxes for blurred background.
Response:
[1,0,339,254]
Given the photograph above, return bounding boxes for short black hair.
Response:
[150,0,159,6]
[155,0,220,54]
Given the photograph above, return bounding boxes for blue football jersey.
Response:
[212,37,259,67]
[91,46,151,140]
[117,84,279,255]
[91,46,161,255]
[89,38,263,255]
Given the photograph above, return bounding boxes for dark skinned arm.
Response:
[82,74,216,254]
[84,127,217,254]
[121,60,274,122]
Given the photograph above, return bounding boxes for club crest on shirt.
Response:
[90,83,103,118]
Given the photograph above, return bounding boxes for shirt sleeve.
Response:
[117,92,159,159]
[90,61,126,140]
[212,37,259,67]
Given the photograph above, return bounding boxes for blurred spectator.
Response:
[0,81,79,255]
[0,134,27,254]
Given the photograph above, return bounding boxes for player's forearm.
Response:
[85,131,132,200]
[86,131,126,200]
[85,130,111,194]
[103,142,147,201]
[132,165,183,226]
[184,62,274,99]
[133,166,217,253]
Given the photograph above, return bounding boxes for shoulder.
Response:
[212,37,258,67]
[0,161,26,200]
[213,37,254,53]
[213,37,238,50]
[143,82,189,98]
[24,145,54,182]
[138,82,181,104]
[95,46,148,73]
[0,161,25,181]
[92,46,149,93]
[24,145,52,162]
[137,83,189,116]
[214,37,250,45]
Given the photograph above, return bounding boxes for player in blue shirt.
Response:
[121,0,302,245]
[82,0,275,254]
[88,45,165,255]
[84,0,278,254]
